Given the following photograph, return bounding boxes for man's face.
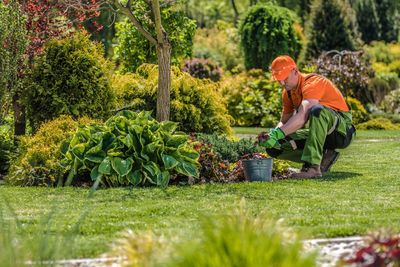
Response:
[278,69,298,91]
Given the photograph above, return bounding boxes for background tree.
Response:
[375,0,400,43]
[0,0,28,129]
[349,0,380,43]
[304,0,362,60]
[239,3,301,70]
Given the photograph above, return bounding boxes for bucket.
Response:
[242,158,273,182]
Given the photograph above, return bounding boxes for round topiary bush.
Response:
[239,3,302,70]
[182,58,223,82]
[357,117,400,130]
[27,31,114,132]
[6,116,99,186]
[112,64,233,135]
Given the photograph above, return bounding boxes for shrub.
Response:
[368,73,399,105]
[112,64,233,134]
[0,123,14,176]
[375,0,400,43]
[115,12,196,73]
[220,69,282,127]
[167,202,316,267]
[357,118,400,130]
[304,0,362,60]
[193,21,244,73]
[61,110,200,188]
[239,4,302,70]
[27,32,114,132]
[6,116,99,186]
[346,96,369,124]
[314,50,375,105]
[381,89,400,114]
[350,0,381,43]
[182,58,223,82]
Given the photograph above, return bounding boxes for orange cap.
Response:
[270,55,297,81]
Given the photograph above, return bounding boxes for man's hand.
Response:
[258,128,285,149]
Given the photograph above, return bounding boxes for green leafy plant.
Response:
[381,89,400,114]
[6,116,99,186]
[346,96,369,124]
[182,58,223,82]
[239,3,302,70]
[27,31,114,132]
[0,123,14,176]
[112,64,233,134]
[357,118,400,130]
[61,110,200,188]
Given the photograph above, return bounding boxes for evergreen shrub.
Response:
[346,96,369,124]
[112,64,233,134]
[6,116,99,186]
[357,118,400,130]
[220,69,281,127]
[27,32,114,132]
[239,4,302,70]
[305,0,362,60]
[0,123,14,176]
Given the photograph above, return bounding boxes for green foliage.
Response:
[375,0,400,43]
[0,0,27,112]
[239,3,302,70]
[381,89,400,114]
[357,118,400,130]
[167,202,316,267]
[349,0,380,43]
[193,21,244,72]
[115,11,196,73]
[0,123,14,175]
[112,64,233,134]
[6,116,99,186]
[182,58,223,82]
[195,133,264,163]
[61,110,200,188]
[220,69,282,127]
[346,96,369,124]
[304,0,362,60]
[27,31,114,132]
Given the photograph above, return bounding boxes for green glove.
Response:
[258,128,285,149]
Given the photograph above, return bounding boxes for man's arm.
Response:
[280,99,319,135]
[277,112,293,128]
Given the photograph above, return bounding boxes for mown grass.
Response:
[0,130,399,258]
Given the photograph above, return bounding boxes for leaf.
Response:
[126,169,142,186]
[160,121,178,133]
[143,162,161,180]
[90,165,102,181]
[176,161,199,177]
[111,157,133,177]
[60,140,70,156]
[166,135,188,147]
[157,171,170,188]
[84,141,106,163]
[120,134,134,148]
[71,143,86,161]
[99,157,112,175]
[162,154,179,170]
[179,149,200,160]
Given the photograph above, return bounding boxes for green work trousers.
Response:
[266,105,355,165]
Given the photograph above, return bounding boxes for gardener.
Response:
[258,55,356,178]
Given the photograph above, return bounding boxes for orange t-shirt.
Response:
[282,73,349,114]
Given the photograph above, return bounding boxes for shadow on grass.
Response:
[320,171,362,181]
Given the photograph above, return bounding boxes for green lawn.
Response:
[1,130,400,258]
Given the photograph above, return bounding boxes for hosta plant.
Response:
[60,111,200,188]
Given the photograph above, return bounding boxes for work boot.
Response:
[320,149,340,173]
[290,164,322,179]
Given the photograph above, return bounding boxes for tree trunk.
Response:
[13,92,25,136]
[156,42,171,121]
[231,0,239,26]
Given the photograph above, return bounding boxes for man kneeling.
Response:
[258,55,356,179]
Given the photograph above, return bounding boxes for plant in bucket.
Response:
[230,153,273,182]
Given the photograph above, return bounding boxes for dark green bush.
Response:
[375,0,400,43]
[6,116,99,186]
[27,32,114,132]
[195,133,264,163]
[239,4,302,70]
[182,58,223,82]
[304,0,362,60]
[220,69,282,127]
[357,118,400,130]
[112,64,233,134]
[0,123,14,176]
[350,0,381,43]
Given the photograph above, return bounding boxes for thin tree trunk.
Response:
[156,42,171,121]
[13,92,25,136]
[231,0,239,26]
